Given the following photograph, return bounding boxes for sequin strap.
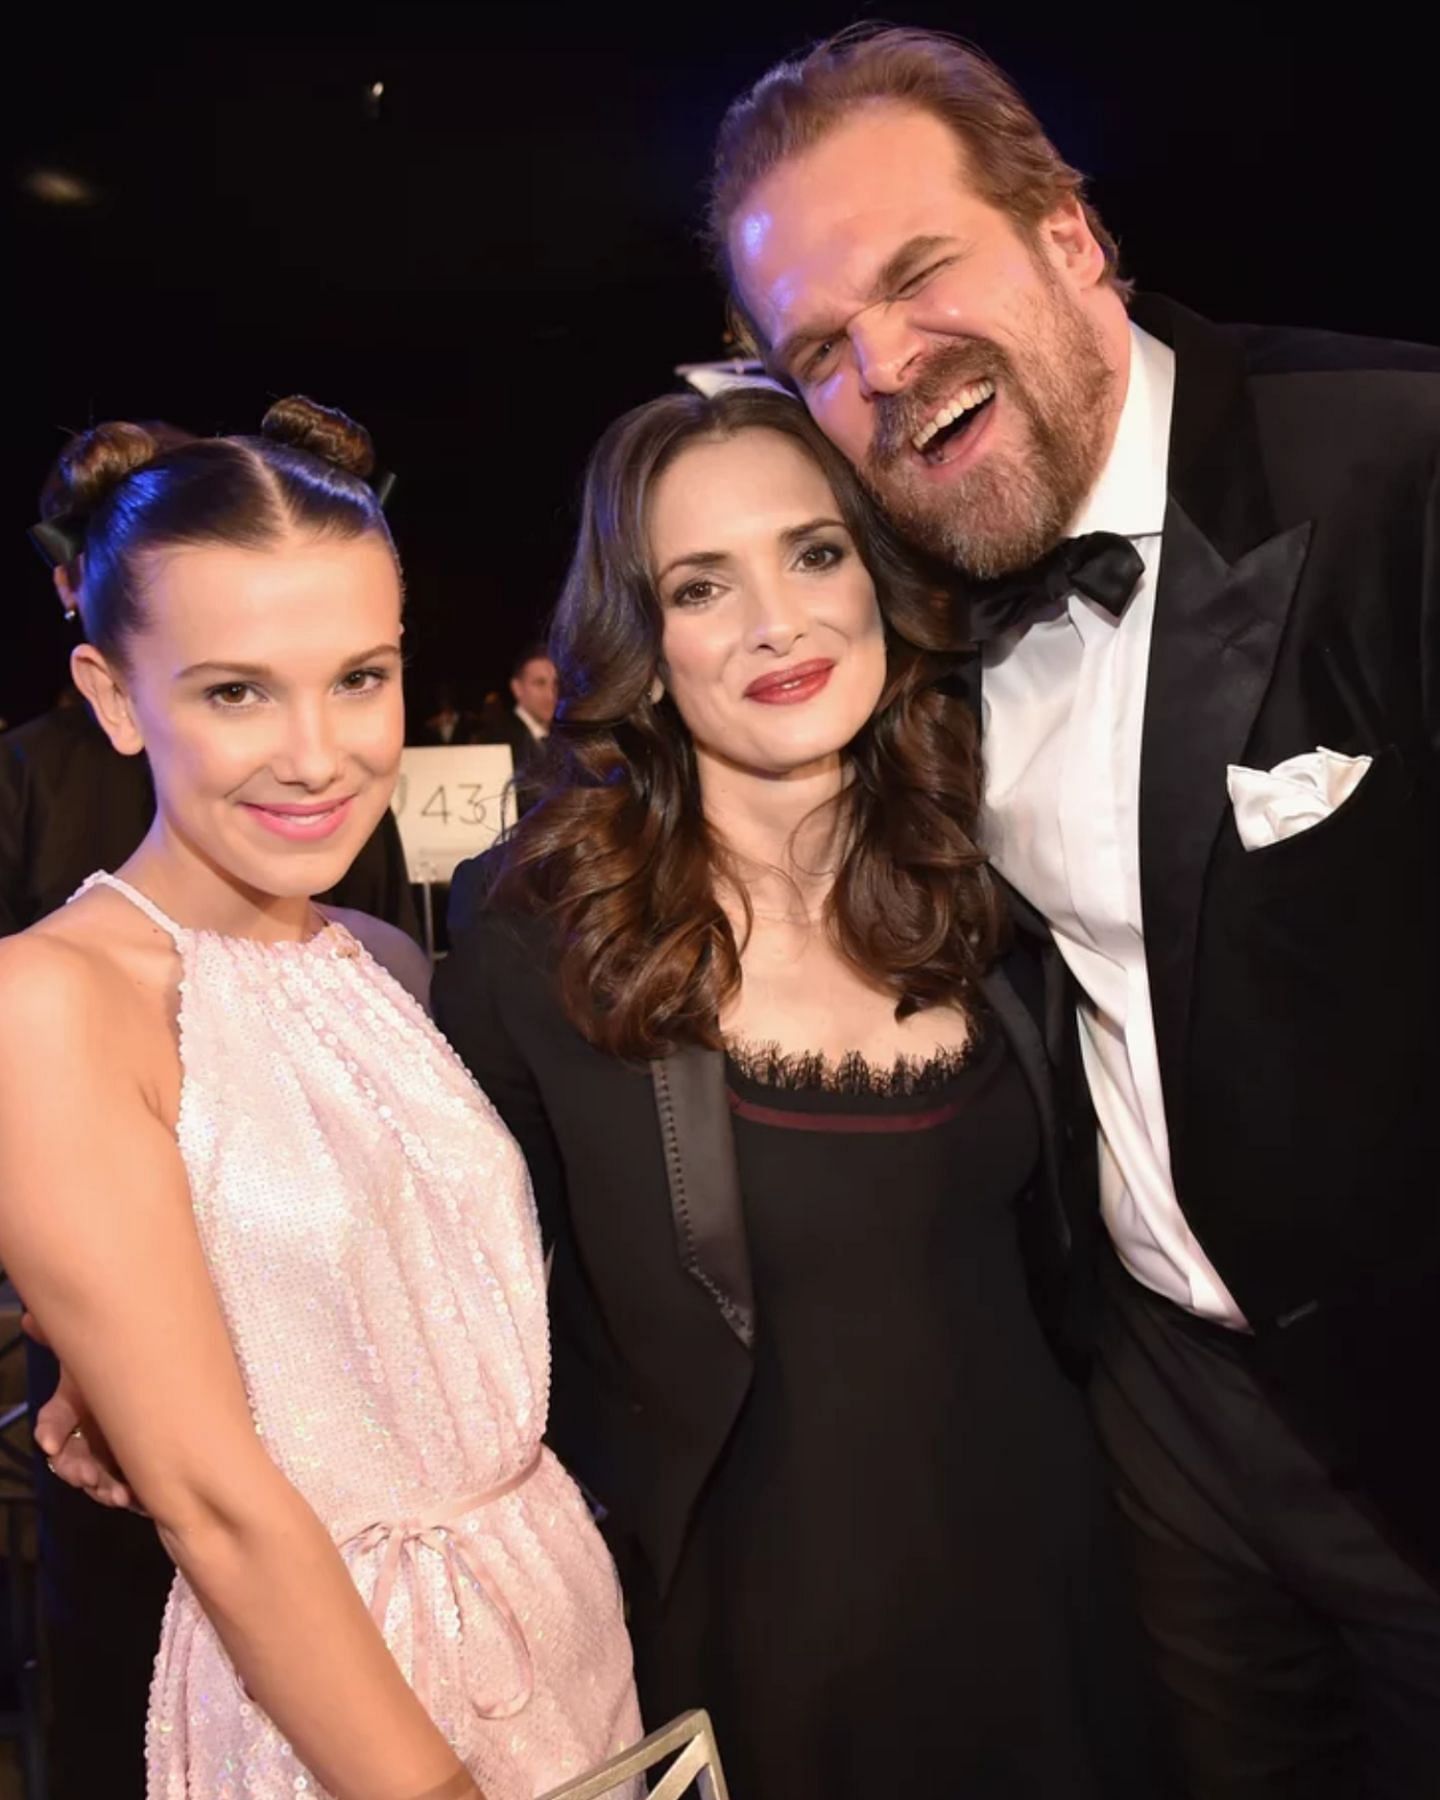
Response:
[343,1449,544,1722]
[75,871,188,948]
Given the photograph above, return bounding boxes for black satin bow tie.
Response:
[962,530,1145,644]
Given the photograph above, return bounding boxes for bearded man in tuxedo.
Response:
[709,25,1438,1798]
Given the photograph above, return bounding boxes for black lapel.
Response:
[651,1047,756,1349]
[979,963,1068,1253]
[991,878,1072,1068]
[1131,297,1314,1156]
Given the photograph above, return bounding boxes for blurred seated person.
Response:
[494,641,557,775]
[480,642,557,818]
[412,680,487,747]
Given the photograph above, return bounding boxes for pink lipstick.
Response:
[241,797,355,842]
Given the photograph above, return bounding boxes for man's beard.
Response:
[861,274,1117,579]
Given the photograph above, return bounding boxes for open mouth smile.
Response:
[908,378,997,466]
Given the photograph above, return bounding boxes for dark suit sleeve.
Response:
[431,896,566,1251]
[446,848,503,934]
[1424,449,1439,760]
[0,739,31,937]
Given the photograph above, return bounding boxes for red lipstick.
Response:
[743,659,835,705]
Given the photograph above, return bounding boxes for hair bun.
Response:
[260,396,376,480]
[44,422,169,524]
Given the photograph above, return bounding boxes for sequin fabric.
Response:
[76,875,640,1800]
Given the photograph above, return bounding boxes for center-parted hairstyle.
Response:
[36,396,395,664]
[496,384,1002,1060]
[707,23,1129,357]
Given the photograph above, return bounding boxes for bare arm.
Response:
[0,937,473,1800]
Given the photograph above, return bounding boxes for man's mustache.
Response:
[868,342,1009,471]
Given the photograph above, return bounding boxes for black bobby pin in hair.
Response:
[27,515,84,571]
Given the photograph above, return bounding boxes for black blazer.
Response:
[495,711,545,774]
[981,297,1440,1570]
[433,868,1079,1600]
[470,712,547,818]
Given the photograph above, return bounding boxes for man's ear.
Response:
[1034,195,1108,295]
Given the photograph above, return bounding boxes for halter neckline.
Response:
[77,871,343,952]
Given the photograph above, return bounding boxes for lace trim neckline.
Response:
[724,1035,980,1098]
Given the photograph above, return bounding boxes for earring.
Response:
[648,674,665,705]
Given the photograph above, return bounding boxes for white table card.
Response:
[390,743,515,885]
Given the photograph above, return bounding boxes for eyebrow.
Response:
[656,516,849,585]
[175,642,402,682]
[768,235,958,378]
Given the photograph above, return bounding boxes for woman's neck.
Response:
[122,817,321,943]
[696,747,847,924]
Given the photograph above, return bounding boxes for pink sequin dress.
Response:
[76,874,641,1800]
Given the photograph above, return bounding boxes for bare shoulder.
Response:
[0,924,97,1012]
[0,889,179,1094]
[322,907,432,1011]
[0,924,128,1080]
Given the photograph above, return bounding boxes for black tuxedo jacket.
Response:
[983,297,1440,1570]
[478,712,547,816]
[499,711,543,770]
[433,871,1076,1601]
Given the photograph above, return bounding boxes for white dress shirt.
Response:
[981,323,1247,1328]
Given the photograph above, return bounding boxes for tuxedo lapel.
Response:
[651,1047,756,1349]
[1133,298,1314,1157]
[979,961,1067,1253]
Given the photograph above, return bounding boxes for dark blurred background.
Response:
[4,0,1433,730]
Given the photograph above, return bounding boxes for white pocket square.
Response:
[1226,746,1373,851]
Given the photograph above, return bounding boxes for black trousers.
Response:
[1089,1261,1440,1799]
[28,1344,171,1800]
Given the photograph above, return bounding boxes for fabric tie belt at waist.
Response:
[340,1449,543,1722]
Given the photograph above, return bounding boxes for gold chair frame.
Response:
[537,1710,730,1800]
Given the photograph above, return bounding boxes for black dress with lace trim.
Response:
[724,1035,977,1098]
[632,1023,1156,1799]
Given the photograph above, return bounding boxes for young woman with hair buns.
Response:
[0,400,641,1800]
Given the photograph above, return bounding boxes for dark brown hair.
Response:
[496,385,1001,1060]
[511,640,554,681]
[708,23,1129,355]
[39,396,391,664]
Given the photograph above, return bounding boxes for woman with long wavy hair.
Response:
[433,385,1156,1799]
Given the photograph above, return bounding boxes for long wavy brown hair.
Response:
[496,385,1001,1059]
